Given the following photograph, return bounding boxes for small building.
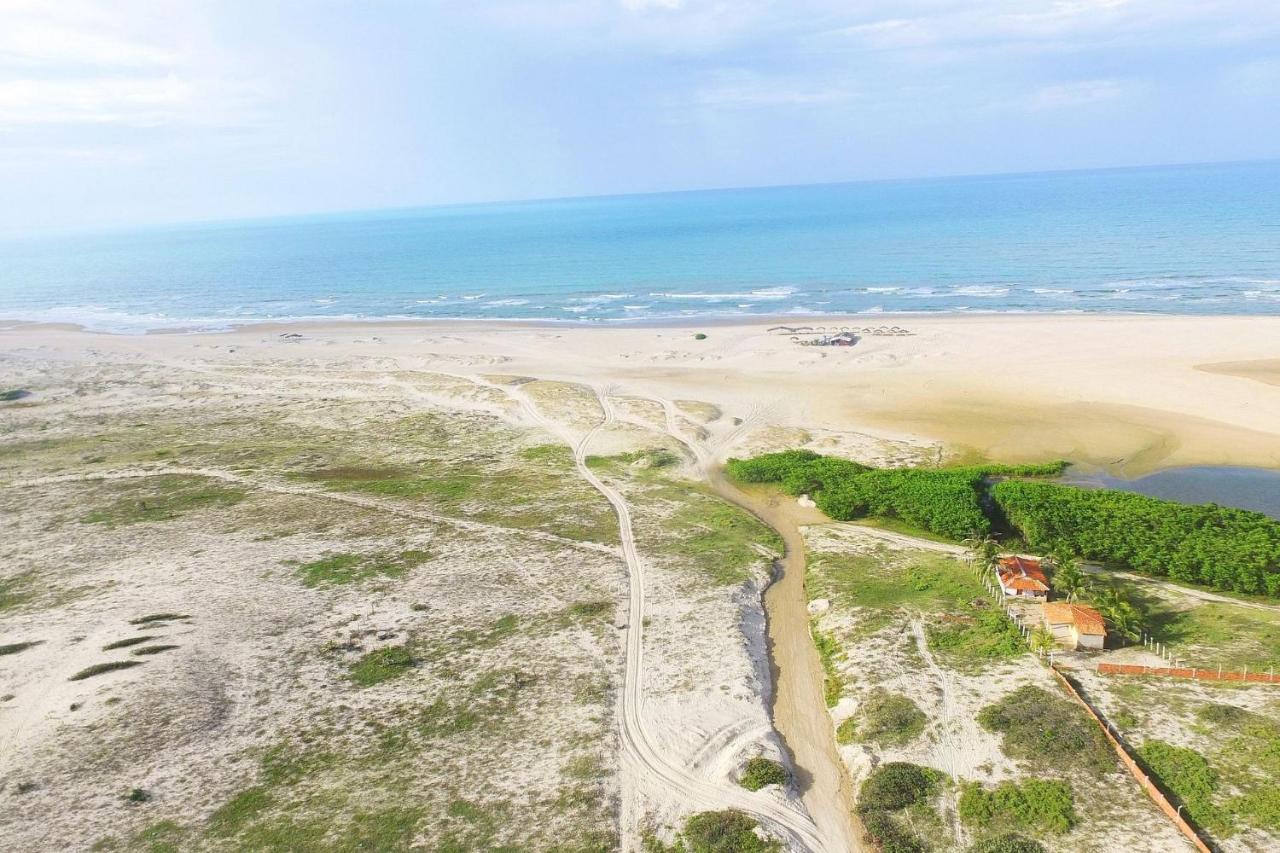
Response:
[995,556,1050,599]
[1043,602,1107,651]
[826,331,859,347]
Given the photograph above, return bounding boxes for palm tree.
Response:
[1091,587,1145,643]
[963,533,1000,577]
[1052,555,1087,602]
[1029,624,1056,657]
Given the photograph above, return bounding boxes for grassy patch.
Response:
[294,549,431,587]
[959,779,1076,834]
[1137,740,1228,833]
[0,640,41,656]
[348,644,416,686]
[81,475,245,526]
[103,636,154,650]
[0,573,35,613]
[640,482,781,585]
[739,757,789,791]
[809,549,983,613]
[657,810,780,853]
[978,685,1113,773]
[68,660,143,681]
[927,609,1026,671]
[812,624,845,707]
[848,689,927,747]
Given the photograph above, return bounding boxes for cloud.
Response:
[695,70,855,107]
[1017,79,1128,110]
[0,75,194,125]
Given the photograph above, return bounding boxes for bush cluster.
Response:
[958,779,1076,834]
[992,480,1280,596]
[850,689,927,747]
[738,757,788,792]
[967,834,1045,853]
[1136,740,1227,832]
[856,762,943,853]
[977,686,1113,774]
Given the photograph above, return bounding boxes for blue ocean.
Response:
[2,160,1279,332]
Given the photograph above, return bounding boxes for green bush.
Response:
[958,779,1076,834]
[1137,740,1228,832]
[851,689,926,747]
[859,809,926,853]
[967,834,1045,853]
[857,762,941,814]
[739,757,788,791]
[1235,786,1280,831]
[679,810,778,852]
[977,686,1113,773]
[992,480,1280,596]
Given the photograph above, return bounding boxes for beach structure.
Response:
[995,555,1050,599]
[826,331,858,346]
[1043,602,1107,650]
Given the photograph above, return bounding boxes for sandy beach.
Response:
[7,313,1278,473]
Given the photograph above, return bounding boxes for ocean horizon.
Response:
[3,159,1279,334]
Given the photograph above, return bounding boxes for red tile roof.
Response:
[1044,602,1107,636]
[996,556,1049,592]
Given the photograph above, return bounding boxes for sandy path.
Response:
[490,380,827,850]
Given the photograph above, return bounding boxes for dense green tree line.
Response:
[727,449,1280,597]
[726,450,1062,540]
[992,481,1280,596]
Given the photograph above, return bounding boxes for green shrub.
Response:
[1137,740,1228,832]
[811,626,844,706]
[857,762,941,814]
[958,779,1076,834]
[927,608,1025,667]
[992,480,1280,596]
[1235,787,1280,831]
[850,689,926,746]
[836,717,858,745]
[693,333,708,341]
[68,660,143,681]
[129,613,190,625]
[679,810,779,852]
[967,834,1045,853]
[348,645,416,686]
[103,636,154,650]
[739,757,788,791]
[859,809,926,853]
[132,644,179,656]
[0,641,40,656]
[977,686,1112,773]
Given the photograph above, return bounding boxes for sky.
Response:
[2,0,1279,234]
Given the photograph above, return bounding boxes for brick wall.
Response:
[1098,662,1280,683]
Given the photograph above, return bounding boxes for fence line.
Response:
[1049,666,1213,853]
[1098,662,1280,684]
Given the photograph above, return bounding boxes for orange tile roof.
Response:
[1044,602,1107,636]
[996,556,1049,592]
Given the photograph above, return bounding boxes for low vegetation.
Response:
[348,644,417,686]
[645,809,779,853]
[738,757,788,791]
[844,689,926,747]
[811,624,844,706]
[958,779,1076,835]
[1136,740,1226,832]
[977,686,1113,773]
[293,549,432,587]
[129,613,191,625]
[68,660,143,681]
[0,640,41,656]
[0,573,35,613]
[81,475,245,527]
[132,644,179,656]
[856,762,944,853]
